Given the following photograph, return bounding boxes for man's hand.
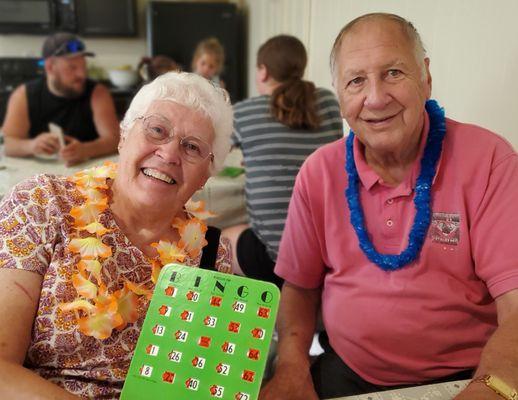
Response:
[454,381,500,400]
[30,132,61,156]
[260,361,318,400]
[259,283,321,400]
[59,136,88,166]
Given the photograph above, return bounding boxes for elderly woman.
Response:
[0,72,233,399]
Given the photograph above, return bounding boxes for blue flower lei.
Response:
[344,99,446,271]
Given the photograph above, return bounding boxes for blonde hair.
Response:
[120,71,232,175]
[191,37,225,74]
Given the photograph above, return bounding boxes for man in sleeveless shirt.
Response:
[2,33,119,166]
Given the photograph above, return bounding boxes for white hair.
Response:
[330,13,427,87]
[120,71,233,174]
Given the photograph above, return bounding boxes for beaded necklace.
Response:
[344,99,446,271]
[60,162,212,339]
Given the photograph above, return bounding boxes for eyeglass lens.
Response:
[142,115,212,162]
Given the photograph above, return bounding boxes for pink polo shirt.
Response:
[275,113,518,385]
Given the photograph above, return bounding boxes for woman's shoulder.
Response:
[0,174,81,219]
[0,174,80,275]
[233,95,270,114]
[7,174,77,203]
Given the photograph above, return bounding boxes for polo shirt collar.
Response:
[352,111,441,193]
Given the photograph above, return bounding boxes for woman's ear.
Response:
[117,133,126,152]
[257,64,268,83]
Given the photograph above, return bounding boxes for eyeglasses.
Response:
[52,39,86,57]
[135,114,214,163]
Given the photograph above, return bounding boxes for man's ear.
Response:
[44,58,55,76]
[423,57,432,99]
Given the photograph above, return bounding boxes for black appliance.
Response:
[0,0,136,36]
[0,0,75,34]
[75,0,137,37]
[147,1,246,102]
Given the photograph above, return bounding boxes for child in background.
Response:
[191,37,226,88]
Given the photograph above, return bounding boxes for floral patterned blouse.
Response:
[0,174,232,399]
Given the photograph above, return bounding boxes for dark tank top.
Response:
[26,78,98,142]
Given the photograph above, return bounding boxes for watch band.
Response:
[471,374,518,400]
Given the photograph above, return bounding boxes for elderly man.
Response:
[262,13,518,400]
[2,32,119,166]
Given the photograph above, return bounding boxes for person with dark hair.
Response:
[261,13,518,400]
[138,55,182,82]
[222,35,343,287]
[2,32,119,166]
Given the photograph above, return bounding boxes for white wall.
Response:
[247,0,518,148]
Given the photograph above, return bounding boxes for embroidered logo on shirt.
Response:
[429,212,460,245]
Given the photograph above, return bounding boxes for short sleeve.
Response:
[215,236,232,274]
[274,165,326,288]
[0,176,58,275]
[471,153,518,298]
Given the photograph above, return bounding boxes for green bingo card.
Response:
[121,263,280,400]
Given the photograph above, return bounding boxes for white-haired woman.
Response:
[0,72,233,398]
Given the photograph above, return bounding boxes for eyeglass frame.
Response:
[134,114,214,163]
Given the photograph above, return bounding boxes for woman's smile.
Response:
[141,167,177,185]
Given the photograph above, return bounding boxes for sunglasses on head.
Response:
[52,39,86,57]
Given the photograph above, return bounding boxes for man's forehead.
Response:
[340,19,410,52]
[336,21,415,72]
[53,54,85,64]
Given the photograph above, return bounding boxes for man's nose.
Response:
[364,80,391,109]
[75,69,87,80]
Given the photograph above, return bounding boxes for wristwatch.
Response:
[471,374,518,400]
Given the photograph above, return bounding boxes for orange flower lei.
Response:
[59,162,214,339]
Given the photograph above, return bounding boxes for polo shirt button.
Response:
[386,198,394,205]
[386,219,394,227]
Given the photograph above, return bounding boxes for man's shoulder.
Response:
[87,79,103,96]
[24,77,45,95]
[445,118,516,159]
[300,137,345,175]
[309,136,344,158]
